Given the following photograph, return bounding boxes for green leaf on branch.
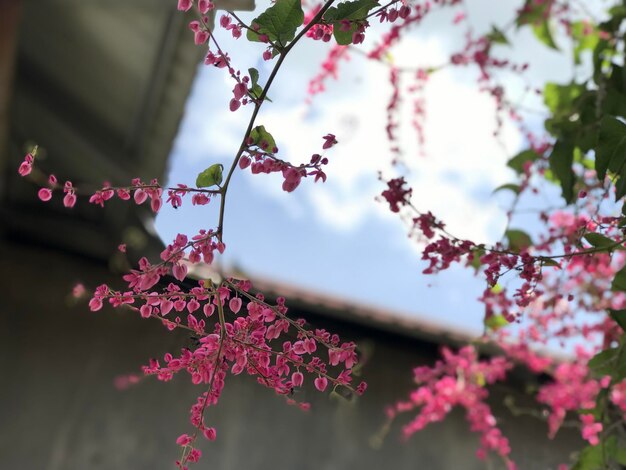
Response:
[613,265,626,292]
[246,0,304,47]
[325,0,378,22]
[196,163,223,188]
[573,436,617,470]
[493,183,521,194]
[516,0,557,49]
[596,116,626,190]
[505,229,532,251]
[469,248,485,270]
[588,348,619,377]
[249,84,272,102]
[507,149,540,173]
[484,314,508,331]
[573,434,626,469]
[486,25,509,45]
[532,20,558,49]
[248,68,259,87]
[549,140,575,203]
[249,125,277,151]
[516,0,548,26]
[571,21,600,64]
[543,82,585,116]
[583,233,617,250]
[539,257,561,269]
[324,0,379,45]
[588,346,626,381]
[609,309,626,331]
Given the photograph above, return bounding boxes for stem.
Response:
[179,293,227,465]
[216,0,336,241]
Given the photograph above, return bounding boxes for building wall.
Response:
[0,239,581,469]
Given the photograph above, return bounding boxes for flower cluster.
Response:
[91,276,364,468]
[238,133,334,192]
[388,346,515,468]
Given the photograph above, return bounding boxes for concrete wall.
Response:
[0,239,581,469]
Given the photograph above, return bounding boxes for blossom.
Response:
[38,188,52,202]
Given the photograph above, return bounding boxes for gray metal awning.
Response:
[1,0,254,260]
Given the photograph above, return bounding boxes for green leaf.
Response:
[613,265,626,292]
[249,84,272,102]
[249,125,277,151]
[596,116,626,183]
[615,164,626,200]
[609,309,626,331]
[539,257,561,268]
[248,67,259,87]
[196,163,223,188]
[324,0,379,45]
[486,25,509,45]
[324,0,378,21]
[571,21,600,64]
[542,168,558,183]
[549,140,576,203]
[572,436,626,470]
[507,149,540,173]
[516,0,559,50]
[493,183,521,194]
[516,0,548,26]
[588,346,626,381]
[506,229,532,251]
[588,348,618,377]
[469,248,485,270]
[484,314,508,331]
[584,233,617,250]
[532,20,558,49]
[544,82,585,116]
[572,442,608,470]
[246,0,304,46]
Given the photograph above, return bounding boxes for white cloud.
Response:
[170,0,601,245]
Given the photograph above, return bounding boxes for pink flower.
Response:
[220,15,231,28]
[203,427,217,441]
[63,192,77,208]
[580,414,602,446]
[151,197,162,213]
[198,0,213,14]
[160,299,174,315]
[229,98,241,112]
[134,188,148,205]
[322,133,337,149]
[18,161,32,177]
[233,83,247,100]
[117,188,131,200]
[229,297,242,314]
[314,376,328,392]
[88,297,103,312]
[177,0,192,12]
[139,304,153,318]
[203,303,215,317]
[194,30,209,45]
[176,433,192,446]
[239,156,251,169]
[292,371,304,387]
[172,263,188,282]
[38,188,52,202]
[72,283,86,298]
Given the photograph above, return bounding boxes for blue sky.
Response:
[155,0,588,333]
